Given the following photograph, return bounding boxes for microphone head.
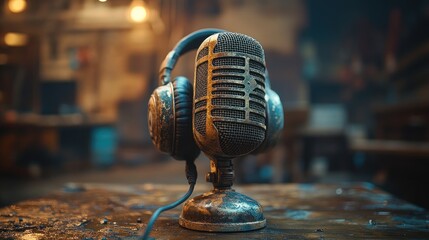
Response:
[193,32,267,158]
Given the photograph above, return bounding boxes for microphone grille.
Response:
[195,61,208,136]
[214,121,265,155]
[214,32,264,58]
[197,46,209,60]
[195,61,208,100]
[194,32,267,157]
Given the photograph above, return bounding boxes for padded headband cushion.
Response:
[172,76,200,160]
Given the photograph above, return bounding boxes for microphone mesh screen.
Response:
[212,76,245,81]
[214,121,265,155]
[249,59,266,72]
[253,88,265,95]
[197,46,209,60]
[195,99,206,109]
[212,57,245,66]
[195,111,206,136]
[212,98,245,107]
[214,33,264,58]
[195,62,208,99]
[250,101,265,112]
[250,93,265,102]
[212,90,245,96]
[212,83,245,89]
[250,112,265,124]
[212,69,245,74]
[195,60,208,136]
[212,109,245,119]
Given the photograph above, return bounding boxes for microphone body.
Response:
[193,32,267,159]
[180,31,270,232]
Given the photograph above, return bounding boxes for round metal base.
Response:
[179,189,266,232]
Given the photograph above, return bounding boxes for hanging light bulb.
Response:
[8,0,27,13]
[128,0,147,23]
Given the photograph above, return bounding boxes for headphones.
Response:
[148,29,284,161]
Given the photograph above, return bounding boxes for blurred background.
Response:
[1,0,429,209]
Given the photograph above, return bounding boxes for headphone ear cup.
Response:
[252,88,284,154]
[148,83,175,155]
[172,76,200,160]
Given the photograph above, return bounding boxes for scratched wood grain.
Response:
[1,183,428,239]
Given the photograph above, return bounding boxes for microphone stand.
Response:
[206,158,234,189]
[179,157,266,232]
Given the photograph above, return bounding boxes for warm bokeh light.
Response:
[4,32,28,46]
[8,0,27,13]
[129,1,147,23]
[99,0,107,2]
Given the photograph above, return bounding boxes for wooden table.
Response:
[1,183,428,239]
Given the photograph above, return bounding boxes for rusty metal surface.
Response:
[148,84,175,155]
[181,158,265,232]
[1,183,428,239]
[180,189,266,232]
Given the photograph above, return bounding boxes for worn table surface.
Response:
[1,182,428,239]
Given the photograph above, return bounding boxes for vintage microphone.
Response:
[143,29,283,237]
[179,32,273,232]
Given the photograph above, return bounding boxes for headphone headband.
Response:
[159,28,225,85]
